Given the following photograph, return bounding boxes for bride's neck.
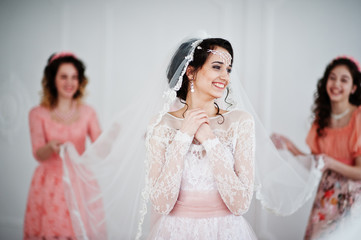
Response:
[186,95,217,116]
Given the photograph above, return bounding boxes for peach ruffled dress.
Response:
[24,104,101,240]
[304,106,361,240]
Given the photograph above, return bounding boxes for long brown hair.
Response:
[312,57,361,136]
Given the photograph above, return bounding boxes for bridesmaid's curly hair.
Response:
[312,57,361,137]
[40,54,88,109]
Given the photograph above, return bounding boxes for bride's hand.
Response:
[180,109,209,136]
[195,123,214,143]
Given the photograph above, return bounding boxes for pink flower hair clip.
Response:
[49,51,77,63]
[334,55,361,72]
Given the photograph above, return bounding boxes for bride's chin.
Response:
[210,94,223,99]
[203,89,225,99]
[214,91,226,99]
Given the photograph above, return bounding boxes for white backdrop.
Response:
[0,0,360,239]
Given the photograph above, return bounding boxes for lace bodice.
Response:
[146,110,255,216]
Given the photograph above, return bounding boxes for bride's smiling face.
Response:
[191,46,232,99]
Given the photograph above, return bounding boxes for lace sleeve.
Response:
[147,126,193,214]
[203,115,255,215]
[29,107,46,162]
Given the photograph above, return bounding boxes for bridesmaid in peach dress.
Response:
[272,56,361,239]
[24,52,101,239]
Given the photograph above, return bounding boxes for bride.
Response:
[61,35,324,239]
[146,38,257,239]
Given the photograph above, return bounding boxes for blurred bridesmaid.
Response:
[24,52,101,239]
[272,56,361,239]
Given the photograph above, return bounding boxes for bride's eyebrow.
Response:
[211,61,233,68]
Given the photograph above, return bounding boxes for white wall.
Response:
[0,0,360,239]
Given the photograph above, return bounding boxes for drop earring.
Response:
[190,81,195,93]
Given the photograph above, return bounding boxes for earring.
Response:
[190,81,194,93]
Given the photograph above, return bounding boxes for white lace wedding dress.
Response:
[146,109,257,240]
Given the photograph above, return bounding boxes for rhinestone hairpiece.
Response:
[207,49,232,66]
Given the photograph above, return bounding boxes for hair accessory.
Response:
[334,55,361,72]
[207,49,232,66]
[190,81,195,93]
[197,46,202,50]
[50,51,77,64]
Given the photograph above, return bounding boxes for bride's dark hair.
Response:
[312,57,361,136]
[167,38,234,121]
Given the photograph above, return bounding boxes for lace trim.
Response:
[202,137,220,151]
[174,130,193,143]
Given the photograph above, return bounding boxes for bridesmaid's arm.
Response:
[88,107,101,142]
[29,108,60,162]
[35,140,62,161]
[322,155,361,180]
[287,142,307,156]
[271,133,307,156]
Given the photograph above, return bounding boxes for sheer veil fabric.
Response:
[61,36,323,239]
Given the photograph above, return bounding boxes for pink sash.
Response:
[169,191,232,218]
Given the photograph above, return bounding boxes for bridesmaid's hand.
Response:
[36,139,63,161]
[318,154,339,172]
[48,140,62,154]
[270,133,288,150]
[271,133,293,150]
